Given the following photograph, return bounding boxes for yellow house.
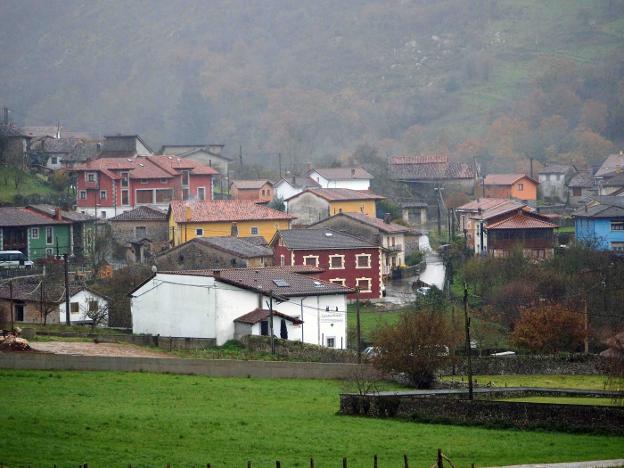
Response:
[168,200,295,246]
[286,188,385,225]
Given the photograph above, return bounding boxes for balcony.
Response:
[385,244,403,252]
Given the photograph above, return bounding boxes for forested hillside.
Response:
[1,0,623,172]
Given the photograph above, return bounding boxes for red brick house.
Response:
[230,179,274,203]
[73,155,218,218]
[270,228,382,300]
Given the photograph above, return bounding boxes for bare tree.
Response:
[80,298,109,330]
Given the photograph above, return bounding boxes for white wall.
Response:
[275,181,302,202]
[57,289,109,325]
[308,171,370,190]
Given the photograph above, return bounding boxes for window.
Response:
[250,226,259,235]
[329,278,346,286]
[89,300,98,312]
[329,254,344,269]
[326,337,336,348]
[140,179,148,184]
[260,321,269,336]
[160,178,168,184]
[135,226,147,238]
[303,256,319,267]
[355,277,372,293]
[196,228,204,237]
[612,242,624,252]
[261,189,265,196]
[136,189,153,204]
[79,191,87,200]
[86,172,97,183]
[15,304,24,322]
[100,211,106,219]
[572,187,582,196]
[182,188,190,200]
[51,156,58,164]
[70,302,79,313]
[356,254,371,268]
[517,183,524,191]
[45,227,53,245]
[45,248,54,256]
[100,190,107,200]
[121,172,129,188]
[611,221,624,231]
[155,189,173,203]
[31,227,39,239]
[121,190,129,205]
[197,187,206,201]
[280,255,285,266]
[181,170,190,186]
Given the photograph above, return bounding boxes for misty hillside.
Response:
[1,0,624,171]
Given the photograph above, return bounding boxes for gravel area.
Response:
[30,341,171,358]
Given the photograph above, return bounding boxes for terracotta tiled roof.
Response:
[484,174,537,185]
[475,200,534,221]
[486,213,557,230]
[388,155,475,180]
[275,228,377,250]
[231,179,273,189]
[0,207,69,227]
[234,308,303,325]
[292,188,385,202]
[73,155,218,179]
[309,167,373,180]
[109,206,168,221]
[169,200,295,223]
[456,198,513,212]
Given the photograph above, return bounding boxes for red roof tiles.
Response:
[169,200,295,223]
[296,188,385,202]
[487,213,557,230]
[484,174,537,186]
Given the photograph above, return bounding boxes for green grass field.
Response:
[346,304,403,343]
[500,396,618,407]
[0,168,57,203]
[0,370,622,467]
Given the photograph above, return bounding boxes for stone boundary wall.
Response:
[340,391,624,435]
[0,352,360,379]
[445,354,606,376]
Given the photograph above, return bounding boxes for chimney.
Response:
[306,162,312,172]
[54,207,62,221]
[231,222,239,237]
[383,213,392,224]
[292,175,296,186]
[185,206,192,222]
[351,168,356,177]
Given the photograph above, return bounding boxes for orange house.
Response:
[230,180,274,203]
[483,174,538,201]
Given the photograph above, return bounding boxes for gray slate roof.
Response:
[573,196,624,218]
[0,207,69,227]
[28,204,94,222]
[568,171,595,188]
[197,236,273,258]
[309,167,373,180]
[539,164,574,174]
[276,229,377,250]
[109,206,168,221]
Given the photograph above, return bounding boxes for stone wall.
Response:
[445,354,606,376]
[110,220,169,244]
[340,392,624,435]
[242,335,358,363]
[155,241,265,271]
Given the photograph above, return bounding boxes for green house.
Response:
[0,207,71,261]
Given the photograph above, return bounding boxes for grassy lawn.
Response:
[347,304,403,343]
[0,371,623,467]
[0,168,57,203]
[500,396,619,407]
[442,374,610,390]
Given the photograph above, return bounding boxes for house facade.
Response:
[306,167,373,190]
[483,174,538,201]
[130,268,350,348]
[286,188,385,226]
[273,176,320,202]
[159,145,229,176]
[230,179,274,203]
[73,155,217,218]
[271,229,383,300]
[109,206,170,263]
[0,207,71,260]
[168,200,295,245]
[309,212,409,277]
[568,171,597,207]
[573,197,624,251]
[538,165,577,203]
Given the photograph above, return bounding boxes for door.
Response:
[15,304,24,322]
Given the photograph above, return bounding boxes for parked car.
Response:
[416,286,431,295]
[0,251,34,269]
[362,346,379,359]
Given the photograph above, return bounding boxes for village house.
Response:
[472,208,557,259]
[230,179,274,203]
[538,165,577,203]
[600,173,624,196]
[73,154,217,219]
[309,212,409,277]
[29,136,100,171]
[270,228,383,300]
[99,134,153,157]
[109,206,169,264]
[286,188,385,226]
[0,124,31,168]
[399,201,428,225]
[456,198,532,250]
[388,155,476,198]
[27,205,96,260]
[483,174,538,201]
[130,267,351,348]
[568,171,597,207]
[0,279,109,326]
[155,236,273,270]
[159,144,229,175]
[0,207,72,260]
[168,200,295,245]
[595,151,624,178]
[273,176,320,202]
[573,196,624,252]
[306,167,373,190]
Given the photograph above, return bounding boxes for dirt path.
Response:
[30,341,171,358]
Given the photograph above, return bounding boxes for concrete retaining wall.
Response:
[0,352,360,379]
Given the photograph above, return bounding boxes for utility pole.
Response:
[269,290,275,355]
[584,297,589,354]
[463,284,473,400]
[278,153,282,178]
[239,145,243,170]
[355,288,362,363]
[529,157,534,179]
[9,279,14,329]
[447,208,451,243]
[64,253,70,325]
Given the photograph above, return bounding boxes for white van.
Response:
[0,251,34,269]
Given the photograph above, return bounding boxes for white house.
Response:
[273,176,321,203]
[307,167,373,191]
[60,287,110,326]
[130,267,351,348]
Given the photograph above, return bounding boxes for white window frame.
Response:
[50,156,58,165]
[328,254,345,270]
[302,255,319,267]
[45,247,54,256]
[280,255,285,266]
[355,277,372,293]
[100,190,107,200]
[31,227,39,239]
[120,172,129,188]
[250,226,259,235]
[326,337,336,348]
[135,189,154,205]
[100,211,106,219]
[517,183,524,191]
[611,221,624,231]
[45,227,54,245]
[79,190,87,200]
[121,189,129,206]
[86,172,97,183]
[355,253,372,269]
[329,278,346,286]
[197,187,206,201]
[196,228,204,237]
